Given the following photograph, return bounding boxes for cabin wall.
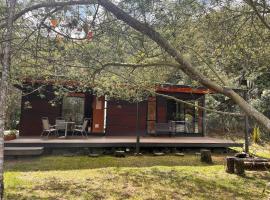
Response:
[19,92,62,136]
[19,84,207,137]
[19,88,94,136]
[106,100,147,136]
[156,96,167,123]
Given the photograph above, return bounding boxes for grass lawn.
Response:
[209,132,270,159]
[4,154,270,200]
[230,142,270,159]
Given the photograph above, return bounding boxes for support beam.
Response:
[244,91,249,154]
[135,101,140,154]
[202,95,207,136]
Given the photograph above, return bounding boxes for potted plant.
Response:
[4,130,17,141]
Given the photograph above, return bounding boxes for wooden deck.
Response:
[5,147,44,156]
[5,136,243,148]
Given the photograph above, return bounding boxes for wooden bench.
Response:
[155,123,174,136]
[226,156,270,175]
[5,147,44,156]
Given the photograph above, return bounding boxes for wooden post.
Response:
[200,149,212,163]
[244,91,249,154]
[244,115,249,154]
[235,158,245,175]
[202,95,206,136]
[135,101,140,154]
[226,157,235,173]
[147,96,156,134]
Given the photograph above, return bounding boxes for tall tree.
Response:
[98,0,270,130]
[0,0,17,198]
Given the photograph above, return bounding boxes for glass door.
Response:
[167,99,199,134]
[62,96,85,124]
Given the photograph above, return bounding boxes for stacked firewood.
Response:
[226,153,270,175]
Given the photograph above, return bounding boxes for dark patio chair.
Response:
[41,117,57,137]
[155,122,173,136]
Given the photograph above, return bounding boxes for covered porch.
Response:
[19,82,209,137]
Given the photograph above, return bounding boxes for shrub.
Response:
[252,126,261,144]
[4,130,18,137]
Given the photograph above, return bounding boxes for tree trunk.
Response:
[234,158,245,175]
[0,0,17,198]
[200,149,212,164]
[226,157,235,173]
[98,0,270,132]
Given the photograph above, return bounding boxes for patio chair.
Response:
[170,121,188,133]
[55,118,66,134]
[41,117,57,137]
[73,118,89,137]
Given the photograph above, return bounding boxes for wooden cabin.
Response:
[18,81,210,137]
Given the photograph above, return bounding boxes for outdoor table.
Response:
[60,121,75,138]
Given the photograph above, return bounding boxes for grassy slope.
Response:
[4,155,270,200]
[229,142,270,159]
[208,132,270,159]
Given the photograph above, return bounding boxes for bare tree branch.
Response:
[0,0,97,29]
[245,0,270,31]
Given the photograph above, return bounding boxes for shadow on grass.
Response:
[4,155,227,172]
[6,194,51,200]
[5,168,269,200]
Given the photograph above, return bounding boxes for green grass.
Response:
[4,154,227,172]
[208,131,270,159]
[230,142,270,159]
[4,155,270,200]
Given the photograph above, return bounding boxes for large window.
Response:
[167,100,199,134]
[62,96,85,123]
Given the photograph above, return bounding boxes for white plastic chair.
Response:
[73,119,89,137]
[55,118,66,133]
[41,117,57,137]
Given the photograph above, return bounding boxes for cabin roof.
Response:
[18,78,212,95]
[157,84,211,94]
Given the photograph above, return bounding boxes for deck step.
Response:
[4,147,44,156]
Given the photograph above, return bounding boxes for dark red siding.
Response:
[106,100,147,136]
[156,96,167,123]
[19,93,62,136]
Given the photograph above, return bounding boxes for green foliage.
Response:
[12,0,270,91]
[252,125,261,144]
[2,0,270,136]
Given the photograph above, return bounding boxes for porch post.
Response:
[135,101,140,154]
[202,95,206,136]
[244,91,249,154]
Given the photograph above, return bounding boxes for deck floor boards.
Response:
[5,136,243,148]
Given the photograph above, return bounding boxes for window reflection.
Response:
[62,97,84,123]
